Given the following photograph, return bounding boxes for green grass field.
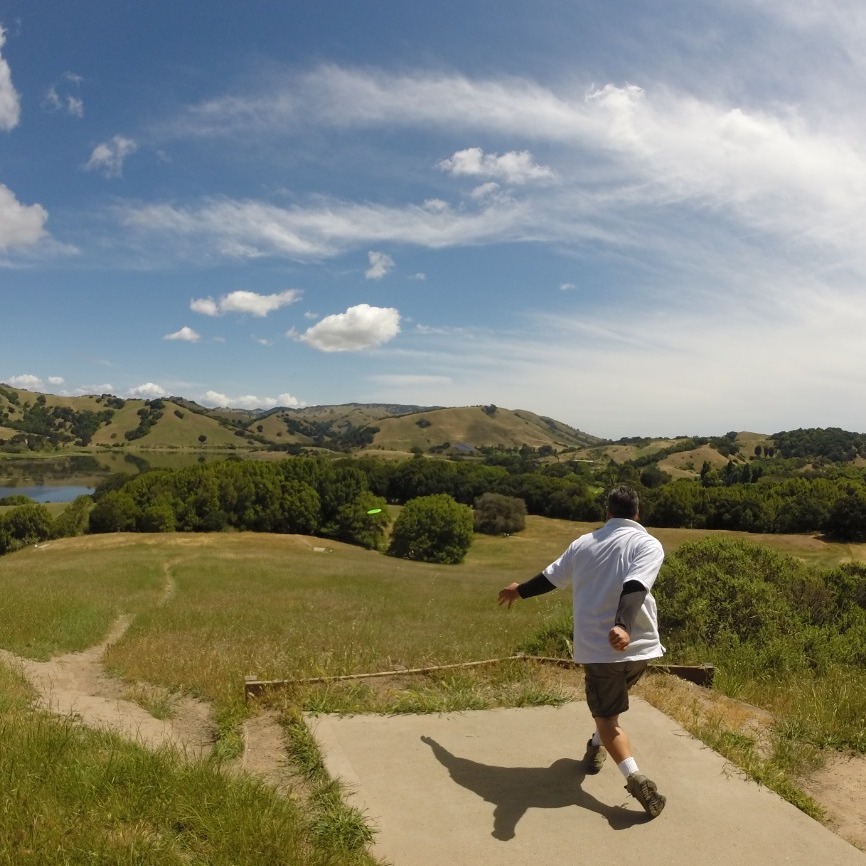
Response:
[1,518,863,862]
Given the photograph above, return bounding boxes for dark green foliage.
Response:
[0,503,54,553]
[824,490,866,541]
[473,492,526,535]
[89,491,140,533]
[656,537,866,675]
[0,494,31,506]
[772,427,866,462]
[53,495,94,538]
[124,400,165,441]
[387,493,474,564]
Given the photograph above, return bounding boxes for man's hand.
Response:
[498,582,521,609]
[608,625,630,651]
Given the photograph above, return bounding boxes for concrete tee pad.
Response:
[307,697,866,866]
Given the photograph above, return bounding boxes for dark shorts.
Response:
[584,660,649,718]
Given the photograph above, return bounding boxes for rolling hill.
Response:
[0,386,601,457]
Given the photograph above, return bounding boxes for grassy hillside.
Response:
[1,387,602,457]
[363,405,600,454]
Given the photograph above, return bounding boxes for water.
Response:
[0,485,95,504]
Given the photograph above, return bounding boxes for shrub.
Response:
[0,503,54,553]
[387,493,474,564]
[473,492,526,535]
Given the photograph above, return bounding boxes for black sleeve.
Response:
[614,580,647,632]
[518,573,557,599]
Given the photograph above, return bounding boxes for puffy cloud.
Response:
[199,390,304,409]
[0,184,49,251]
[0,26,20,131]
[190,289,301,317]
[127,382,169,399]
[7,374,43,389]
[365,250,394,280]
[164,326,201,342]
[47,376,65,385]
[559,282,576,291]
[298,303,400,351]
[84,135,138,178]
[190,297,220,316]
[439,147,556,185]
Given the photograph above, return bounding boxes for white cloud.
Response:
[7,374,42,389]
[199,390,305,410]
[190,297,220,316]
[559,282,576,291]
[121,195,528,261]
[439,147,556,185]
[200,390,230,407]
[164,326,201,342]
[84,135,138,178]
[298,303,400,351]
[190,289,301,317]
[0,185,49,251]
[0,26,20,131]
[47,376,65,385]
[43,72,84,118]
[127,382,169,399]
[365,250,394,280]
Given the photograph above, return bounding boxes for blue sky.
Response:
[2,1,866,439]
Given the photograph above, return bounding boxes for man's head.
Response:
[606,485,640,519]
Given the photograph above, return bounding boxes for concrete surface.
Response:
[307,697,866,866]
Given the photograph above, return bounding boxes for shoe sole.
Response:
[626,777,666,818]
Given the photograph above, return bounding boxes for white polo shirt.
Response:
[542,518,665,664]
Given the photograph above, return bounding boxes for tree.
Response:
[0,503,54,553]
[89,491,140,533]
[825,491,866,542]
[387,493,474,564]
[473,492,526,535]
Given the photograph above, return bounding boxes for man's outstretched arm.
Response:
[497,573,556,608]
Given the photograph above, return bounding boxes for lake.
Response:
[0,485,95,503]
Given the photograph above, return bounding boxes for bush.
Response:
[473,492,526,535]
[387,493,474,564]
[0,503,54,553]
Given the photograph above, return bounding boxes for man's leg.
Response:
[584,663,666,818]
[594,714,632,764]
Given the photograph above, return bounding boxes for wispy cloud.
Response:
[43,72,84,118]
[85,135,138,178]
[298,303,400,351]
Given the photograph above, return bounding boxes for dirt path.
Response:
[0,562,294,794]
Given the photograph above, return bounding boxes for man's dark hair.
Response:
[606,485,640,519]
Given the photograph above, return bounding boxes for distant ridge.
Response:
[0,386,601,455]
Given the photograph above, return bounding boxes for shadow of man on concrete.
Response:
[421,735,647,840]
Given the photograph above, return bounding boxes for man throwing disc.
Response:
[497,484,666,818]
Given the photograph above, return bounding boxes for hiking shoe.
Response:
[582,738,607,774]
[624,773,666,818]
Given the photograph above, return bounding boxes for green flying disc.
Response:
[366,508,383,514]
